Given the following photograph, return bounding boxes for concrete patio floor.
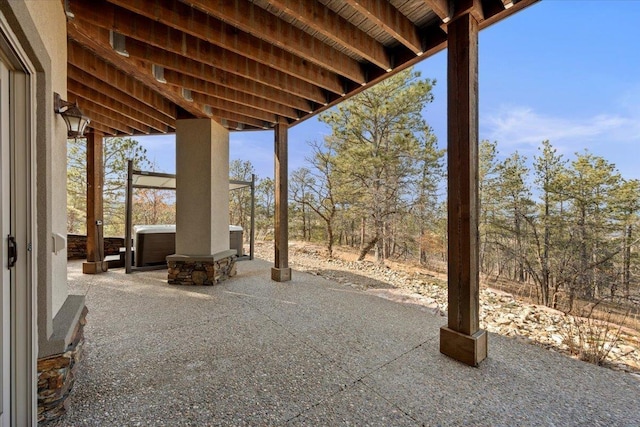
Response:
[54,258,640,426]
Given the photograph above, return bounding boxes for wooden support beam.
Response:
[101,0,347,95]
[68,80,168,133]
[188,0,366,84]
[452,0,484,22]
[82,131,109,274]
[479,0,539,29]
[342,0,422,55]
[440,12,487,367]
[271,117,291,282]
[68,64,175,128]
[68,42,176,121]
[267,0,391,71]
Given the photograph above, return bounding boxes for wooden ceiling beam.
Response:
[421,0,452,23]
[452,0,484,22]
[201,105,271,130]
[266,0,391,71]
[479,0,538,29]
[342,0,422,55]
[71,94,153,134]
[188,92,280,124]
[67,21,207,121]
[120,35,333,106]
[74,0,345,95]
[185,0,367,84]
[162,69,314,113]
[162,77,300,120]
[87,122,118,136]
[69,100,135,135]
[68,79,169,133]
[68,41,175,122]
[68,64,174,129]
[69,18,332,102]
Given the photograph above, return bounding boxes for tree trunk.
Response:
[623,224,632,298]
[358,234,379,261]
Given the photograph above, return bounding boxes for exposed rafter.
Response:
[185,0,367,84]
[68,79,169,132]
[72,0,345,95]
[266,0,391,71]
[342,0,423,55]
[63,0,539,136]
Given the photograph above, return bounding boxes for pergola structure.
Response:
[65,0,539,366]
[123,164,256,274]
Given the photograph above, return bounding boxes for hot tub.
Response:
[133,224,243,266]
[134,224,176,267]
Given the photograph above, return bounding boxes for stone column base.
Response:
[82,261,108,274]
[167,250,237,285]
[37,306,88,424]
[271,267,291,282]
[440,326,487,367]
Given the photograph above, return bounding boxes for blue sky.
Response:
[137,0,640,182]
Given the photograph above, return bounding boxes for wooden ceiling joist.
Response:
[67,43,176,122]
[162,69,315,114]
[67,22,208,120]
[422,0,452,23]
[87,121,118,136]
[72,102,135,135]
[72,95,154,134]
[64,0,539,137]
[67,66,174,129]
[186,0,367,84]
[342,0,423,55]
[71,0,345,96]
[163,78,300,121]
[266,0,391,71]
[68,80,169,133]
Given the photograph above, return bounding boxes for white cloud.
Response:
[482,106,640,153]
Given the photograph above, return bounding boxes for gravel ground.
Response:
[256,241,640,376]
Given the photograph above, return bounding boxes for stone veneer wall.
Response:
[168,251,237,285]
[67,234,124,259]
[37,306,88,424]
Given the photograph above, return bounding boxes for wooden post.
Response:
[125,159,133,273]
[271,117,291,281]
[439,11,487,366]
[250,173,256,261]
[82,130,108,274]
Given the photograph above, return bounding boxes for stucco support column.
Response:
[440,11,487,366]
[83,130,108,274]
[168,118,236,285]
[271,117,291,282]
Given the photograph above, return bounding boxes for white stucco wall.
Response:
[24,1,68,316]
[175,119,230,255]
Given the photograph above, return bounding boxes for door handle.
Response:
[7,235,17,268]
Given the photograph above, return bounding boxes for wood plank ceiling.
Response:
[65,0,537,136]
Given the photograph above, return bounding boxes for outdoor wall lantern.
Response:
[54,92,90,138]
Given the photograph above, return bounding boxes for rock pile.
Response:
[254,241,640,376]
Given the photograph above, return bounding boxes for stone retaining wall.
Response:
[67,234,124,259]
[37,306,88,424]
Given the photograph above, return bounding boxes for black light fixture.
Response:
[54,92,90,138]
